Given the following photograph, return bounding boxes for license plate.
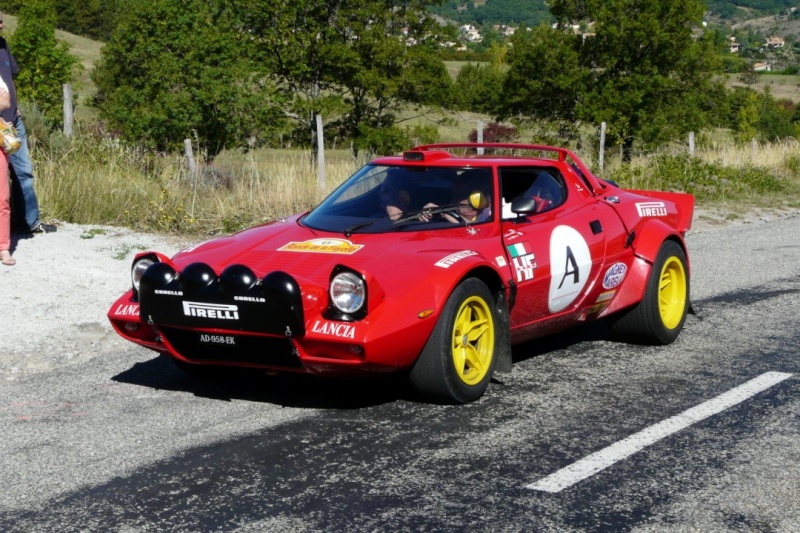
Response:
[198,333,237,346]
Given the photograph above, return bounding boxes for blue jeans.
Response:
[9,116,40,231]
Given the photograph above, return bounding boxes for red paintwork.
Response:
[108,143,693,377]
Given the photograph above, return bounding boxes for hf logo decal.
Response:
[507,242,536,282]
[548,226,592,313]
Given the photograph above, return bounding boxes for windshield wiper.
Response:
[343,219,382,237]
[393,204,469,226]
[344,204,468,236]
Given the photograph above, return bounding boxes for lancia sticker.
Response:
[311,320,357,339]
[113,303,140,316]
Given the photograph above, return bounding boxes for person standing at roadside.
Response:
[0,70,14,265]
[0,12,47,235]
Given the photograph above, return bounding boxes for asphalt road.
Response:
[1,216,799,532]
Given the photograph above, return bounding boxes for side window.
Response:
[500,167,567,218]
[524,170,566,213]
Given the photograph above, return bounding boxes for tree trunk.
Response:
[622,136,635,163]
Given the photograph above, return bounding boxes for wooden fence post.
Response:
[184,139,197,174]
[689,132,695,157]
[599,122,606,170]
[316,113,326,190]
[477,120,484,155]
[62,84,73,137]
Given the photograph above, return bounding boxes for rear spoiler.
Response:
[628,190,695,234]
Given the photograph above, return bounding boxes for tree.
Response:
[9,0,79,127]
[92,0,284,156]
[499,25,587,126]
[54,0,123,42]
[502,0,724,160]
[235,0,451,155]
[451,43,507,113]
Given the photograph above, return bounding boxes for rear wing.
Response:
[409,143,608,196]
[628,189,695,234]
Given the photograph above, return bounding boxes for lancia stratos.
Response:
[108,143,694,403]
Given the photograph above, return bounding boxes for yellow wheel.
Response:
[611,240,689,345]
[658,256,687,330]
[410,278,499,403]
[450,295,495,386]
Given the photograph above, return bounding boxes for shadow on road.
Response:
[112,354,411,409]
[111,320,613,409]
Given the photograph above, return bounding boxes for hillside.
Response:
[430,0,800,28]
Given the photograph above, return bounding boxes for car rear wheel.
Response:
[409,278,498,403]
[611,240,689,344]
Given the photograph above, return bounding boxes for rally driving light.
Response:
[330,272,365,314]
[131,257,155,292]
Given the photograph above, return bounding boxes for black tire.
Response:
[409,278,499,403]
[611,240,689,345]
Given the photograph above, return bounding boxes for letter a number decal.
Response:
[548,225,592,312]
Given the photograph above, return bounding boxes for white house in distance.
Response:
[765,36,785,49]
[460,24,482,42]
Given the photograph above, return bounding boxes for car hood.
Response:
[170,214,497,285]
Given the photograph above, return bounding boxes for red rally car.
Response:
[108,143,694,403]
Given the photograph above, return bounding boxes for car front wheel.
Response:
[409,278,498,403]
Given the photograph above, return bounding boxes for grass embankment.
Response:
[31,133,800,236]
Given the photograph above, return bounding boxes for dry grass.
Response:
[32,132,800,237]
[33,140,365,235]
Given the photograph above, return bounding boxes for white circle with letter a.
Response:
[548,225,591,313]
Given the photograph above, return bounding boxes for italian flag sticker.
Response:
[507,242,530,257]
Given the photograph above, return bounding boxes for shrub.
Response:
[607,154,786,201]
[468,122,519,143]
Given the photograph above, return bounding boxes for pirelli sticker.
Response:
[279,238,363,255]
[636,201,668,217]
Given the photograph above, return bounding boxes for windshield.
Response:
[302,164,495,234]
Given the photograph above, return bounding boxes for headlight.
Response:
[330,272,365,314]
[132,258,155,292]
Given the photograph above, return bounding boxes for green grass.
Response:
[725,72,800,102]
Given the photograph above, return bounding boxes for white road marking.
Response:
[526,371,794,493]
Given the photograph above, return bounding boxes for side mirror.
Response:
[510,196,538,216]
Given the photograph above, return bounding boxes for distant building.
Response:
[460,24,482,43]
[753,61,771,72]
[766,36,785,49]
[492,24,517,37]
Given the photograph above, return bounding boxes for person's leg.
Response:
[8,116,40,232]
[0,150,12,262]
